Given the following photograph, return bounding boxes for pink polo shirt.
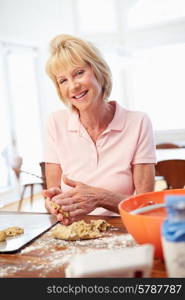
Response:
[43,101,156,215]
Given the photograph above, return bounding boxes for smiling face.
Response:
[56,62,103,112]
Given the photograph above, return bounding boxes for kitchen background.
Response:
[0,0,185,207]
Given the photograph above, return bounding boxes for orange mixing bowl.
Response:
[119,189,185,259]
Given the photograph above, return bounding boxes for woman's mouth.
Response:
[73,90,88,101]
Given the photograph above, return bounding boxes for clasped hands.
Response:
[42,176,105,225]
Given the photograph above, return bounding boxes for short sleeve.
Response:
[43,114,60,164]
[132,114,156,164]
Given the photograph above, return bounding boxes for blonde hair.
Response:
[45,34,112,107]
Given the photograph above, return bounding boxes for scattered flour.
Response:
[0,228,136,277]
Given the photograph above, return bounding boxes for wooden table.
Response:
[0,215,167,278]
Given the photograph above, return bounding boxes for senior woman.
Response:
[43,34,156,225]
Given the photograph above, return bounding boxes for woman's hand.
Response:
[52,176,105,225]
[45,176,125,225]
[42,187,62,214]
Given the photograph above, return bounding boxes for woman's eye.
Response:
[76,70,84,76]
[59,79,66,84]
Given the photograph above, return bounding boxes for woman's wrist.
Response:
[98,188,124,213]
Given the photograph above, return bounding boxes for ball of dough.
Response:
[52,219,111,241]
[49,201,69,218]
[0,230,6,242]
[5,226,24,237]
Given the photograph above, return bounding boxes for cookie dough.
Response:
[0,230,6,242]
[91,219,111,232]
[5,226,24,237]
[49,201,69,218]
[52,219,111,241]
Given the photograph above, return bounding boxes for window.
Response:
[126,43,185,131]
[0,43,42,191]
[6,48,42,176]
[76,0,118,33]
[102,49,127,106]
[0,107,12,189]
[127,0,185,29]
[0,45,12,190]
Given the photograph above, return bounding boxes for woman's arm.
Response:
[48,164,155,223]
[100,163,155,213]
[45,162,62,188]
[43,163,62,212]
[51,176,128,224]
[132,163,155,194]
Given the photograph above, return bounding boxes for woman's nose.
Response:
[69,80,80,91]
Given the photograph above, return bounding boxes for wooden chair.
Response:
[12,157,46,211]
[155,159,185,189]
[156,143,180,149]
[39,162,47,189]
[17,162,47,211]
[17,181,43,211]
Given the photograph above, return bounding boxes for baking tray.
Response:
[0,212,58,253]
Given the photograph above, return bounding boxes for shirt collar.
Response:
[67,101,125,132]
[106,101,125,131]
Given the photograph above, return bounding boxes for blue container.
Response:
[162,195,185,242]
[161,194,185,277]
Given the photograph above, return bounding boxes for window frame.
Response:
[0,41,42,200]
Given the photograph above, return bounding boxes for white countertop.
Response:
[156,148,185,162]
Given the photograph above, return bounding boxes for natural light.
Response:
[76,0,118,33]
[7,50,42,182]
[1,0,185,193]
[128,0,185,28]
[0,51,12,189]
[128,43,185,130]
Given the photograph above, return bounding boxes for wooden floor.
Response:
[0,193,47,213]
